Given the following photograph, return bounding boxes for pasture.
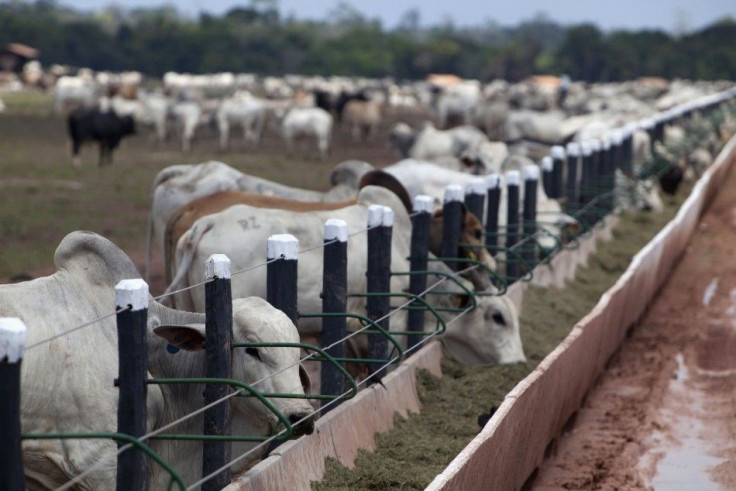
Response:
[0,91,413,288]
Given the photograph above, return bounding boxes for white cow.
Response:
[217,92,268,150]
[430,81,482,128]
[2,231,313,489]
[389,122,489,173]
[171,101,204,152]
[165,186,525,366]
[279,107,333,160]
[146,162,357,280]
[52,76,100,113]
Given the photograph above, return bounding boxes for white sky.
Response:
[61,0,735,32]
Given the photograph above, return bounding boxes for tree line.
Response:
[1,0,735,82]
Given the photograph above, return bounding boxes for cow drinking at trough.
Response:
[4,231,314,489]
[67,106,135,167]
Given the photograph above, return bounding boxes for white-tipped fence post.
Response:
[442,185,464,271]
[267,235,299,325]
[579,141,595,229]
[366,205,393,382]
[485,174,501,256]
[115,279,149,491]
[0,318,27,491]
[550,145,566,199]
[202,255,233,491]
[464,178,486,225]
[600,136,614,216]
[321,219,348,409]
[408,196,433,350]
[565,142,581,215]
[522,166,539,266]
[505,170,521,282]
[622,124,636,176]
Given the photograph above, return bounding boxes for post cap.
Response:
[464,178,486,196]
[541,156,553,171]
[550,145,566,160]
[324,218,348,242]
[523,165,540,181]
[566,142,581,157]
[443,184,464,203]
[506,170,521,186]
[486,173,501,190]
[367,204,394,227]
[0,318,27,363]
[115,279,149,311]
[267,234,299,260]
[413,195,434,214]
[205,254,231,280]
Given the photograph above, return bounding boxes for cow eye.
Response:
[492,312,506,326]
[474,229,482,240]
[245,347,262,360]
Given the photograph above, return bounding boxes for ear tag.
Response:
[468,250,477,261]
[167,343,181,354]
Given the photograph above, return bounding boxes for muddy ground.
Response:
[532,159,736,489]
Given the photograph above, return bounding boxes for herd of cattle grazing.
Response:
[2,64,736,488]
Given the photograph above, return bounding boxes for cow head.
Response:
[429,206,496,291]
[154,296,315,470]
[441,293,525,365]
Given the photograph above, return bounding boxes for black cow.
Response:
[67,107,136,167]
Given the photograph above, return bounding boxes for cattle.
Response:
[429,80,482,128]
[278,107,333,160]
[170,100,204,152]
[388,122,489,173]
[2,231,314,489]
[379,159,579,255]
[161,172,495,291]
[341,99,381,141]
[146,161,357,281]
[52,75,100,113]
[164,186,524,366]
[67,107,136,167]
[216,91,268,150]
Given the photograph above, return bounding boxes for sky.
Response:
[60,0,735,33]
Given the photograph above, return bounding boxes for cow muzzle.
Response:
[288,412,315,437]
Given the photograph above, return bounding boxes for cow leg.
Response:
[70,140,82,168]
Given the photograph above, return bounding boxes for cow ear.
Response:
[154,324,206,351]
[452,294,472,309]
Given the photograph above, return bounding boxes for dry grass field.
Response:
[0,90,416,291]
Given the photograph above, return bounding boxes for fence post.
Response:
[522,165,538,267]
[540,156,553,198]
[267,235,299,325]
[485,174,501,256]
[564,142,580,215]
[600,135,614,216]
[442,184,464,271]
[0,318,26,491]
[115,279,149,491]
[407,196,433,351]
[201,255,233,491]
[464,178,486,225]
[366,205,393,381]
[550,145,566,199]
[321,219,347,409]
[621,124,635,177]
[505,170,521,283]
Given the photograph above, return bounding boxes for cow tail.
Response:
[161,218,213,307]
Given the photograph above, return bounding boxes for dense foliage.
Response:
[1,0,735,82]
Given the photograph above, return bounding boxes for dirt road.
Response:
[533,165,736,489]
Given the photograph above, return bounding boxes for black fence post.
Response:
[267,235,299,325]
[505,170,521,283]
[579,141,594,228]
[0,318,26,491]
[589,139,603,224]
[550,145,566,200]
[321,219,347,409]
[485,174,501,256]
[564,142,580,215]
[203,255,233,491]
[522,166,538,268]
[442,185,464,272]
[115,279,150,491]
[407,196,433,351]
[366,205,393,381]
[464,178,486,225]
[621,124,635,177]
[600,135,614,216]
[540,156,553,198]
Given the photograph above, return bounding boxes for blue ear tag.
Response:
[167,344,181,354]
